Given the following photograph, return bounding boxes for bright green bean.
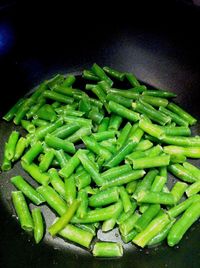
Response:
[48,199,80,236]
[12,191,34,231]
[32,208,44,244]
[11,175,45,205]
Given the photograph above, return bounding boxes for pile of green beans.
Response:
[1,63,200,257]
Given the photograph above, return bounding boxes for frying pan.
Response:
[0,1,200,267]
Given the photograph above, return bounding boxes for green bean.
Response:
[45,134,75,154]
[131,155,170,170]
[59,223,94,248]
[101,201,123,232]
[106,93,132,108]
[126,144,163,163]
[139,118,165,139]
[53,149,68,168]
[134,140,153,151]
[109,101,140,122]
[12,191,34,231]
[162,135,200,147]
[1,143,12,171]
[32,118,49,127]
[116,122,132,149]
[71,201,123,223]
[21,120,36,133]
[170,182,187,203]
[43,90,74,104]
[97,117,109,132]
[22,141,43,165]
[63,74,76,87]
[82,136,111,161]
[91,63,113,86]
[5,131,20,160]
[103,66,125,81]
[158,106,188,126]
[65,175,77,205]
[140,95,168,107]
[78,95,91,114]
[159,166,168,179]
[104,140,138,168]
[126,181,138,194]
[101,170,145,190]
[11,175,45,205]
[76,190,88,219]
[89,187,119,207]
[169,152,186,163]
[91,85,107,103]
[21,162,50,185]
[66,126,92,143]
[134,190,175,205]
[82,69,99,81]
[52,85,73,97]
[168,164,197,183]
[167,195,200,218]
[126,72,140,87]
[168,202,200,246]
[32,208,44,244]
[128,124,144,143]
[119,212,140,236]
[119,186,133,213]
[48,199,80,236]
[135,204,161,232]
[185,181,200,197]
[151,175,167,192]
[108,88,140,99]
[148,219,176,246]
[92,130,116,142]
[29,83,48,103]
[159,126,191,136]
[35,118,63,140]
[39,149,54,172]
[100,139,117,154]
[59,151,80,179]
[167,102,197,126]
[142,89,176,98]
[134,169,159,195]
[92,242,123,257]
[116,202,137,224]
[12,137,27,162]
[48,168,66,198]
[51,124,79,140]
[121,229,138,243]
[101,164,132,181]
[3,98,24,121]
[89,97,103,109]
[75,169,91,190]
[164,145,200,158]
[46,74,64,89]
[36,104,57,122]
[108,114,123,131]
[132,213,170,248]
[13,98,34,125]
[37,185,68,216]
[183,162,200,181]
[132,100,171,125]
[77,150,104,186]
[75,223,96,235]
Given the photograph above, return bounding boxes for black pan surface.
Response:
[0,1,200,267]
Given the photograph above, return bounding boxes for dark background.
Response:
[0,1,200,267]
